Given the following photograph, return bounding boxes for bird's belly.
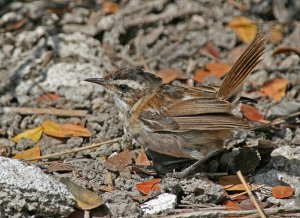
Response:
[134,130,231,160]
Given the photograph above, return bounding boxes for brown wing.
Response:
[140,85,248,132]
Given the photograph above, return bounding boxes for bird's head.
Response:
[85,67,162,111]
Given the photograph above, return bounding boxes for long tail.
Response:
[217,33,265,100]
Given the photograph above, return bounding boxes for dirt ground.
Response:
[0,0,300,217]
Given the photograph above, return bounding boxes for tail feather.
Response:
[217,33,265,100]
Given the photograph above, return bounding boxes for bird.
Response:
[85,33,265,164]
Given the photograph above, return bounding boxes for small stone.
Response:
[0,138,15,148]
[16,138,35,151]
[66,137,84,148]
[141,193,177,215]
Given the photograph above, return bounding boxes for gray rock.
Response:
[0,157,75,217]
[16,137,35,151]
[162,176,225,204]
[0,138,15,148]
[271,146,300,176]
[141,193,177,215]
[267,100,300,118]
[66,137,84,148]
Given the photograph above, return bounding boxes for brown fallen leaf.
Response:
[269,24,284,45]
[47,162,74,173]
[219,175,251,191]
[201,42,220,59]
[260,78,288,101]
[227,44,247,64]
[194,68,211,83]
[240,104,265,122]
[13,145,41,161]
[272,47,300,57]
[36,93,61,102]
[272,185,294,199]
[223,200,242,210]
[41,120,91,138]
[60,177,103,210]
[206,63,231,78]
[102,1,120,14]
[12,126,43,143]
[136,178,161,195]
[156,68,185,84]
[105,150,132,172]
[135,149,151,166]
[229,17,257,43]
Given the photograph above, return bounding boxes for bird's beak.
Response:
[84,78,105,85]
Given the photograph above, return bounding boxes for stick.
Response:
[0,107,88,117]
[251,111,300,130]
[230,185,264,200]
[160,207,300,218]
[25,138,119,161]
[237,171,266,218]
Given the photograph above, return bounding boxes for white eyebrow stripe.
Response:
[111,79,143,90]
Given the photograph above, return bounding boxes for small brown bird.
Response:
[85,33,265,162]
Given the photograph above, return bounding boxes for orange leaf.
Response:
[240,104,264,122]
[219,175,251,191]
[272,185,294,199]
[229,17,257,43]
[136,178,161,195]
[156,68,184,84]
[194,68,211,83]
[36,93,61,102]
[135,149,151,166]
[227,45,247,64]
[12,126,43,143]
[260,78,288,101]
[206,63,231,78]
[41,120,91,138]
[102,2,120,14]
[269,24,283,45]
[223,200,242,210]
[13,145,40,161]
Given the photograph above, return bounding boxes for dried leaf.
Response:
[135,149,151,166]
[41,120,91,138]
[60,177,103,210]
[156,68,185,84]
[240,104,264,122]
[272,185,294,199]
[13,146,40,161]
[219,175,251,191]
[206,63,231,78]
[260,78,288,101]
[136,178,161,195]
[105,150,132,172]
[269,24,284,45]
[12,126,43,143]
[194,68,211,83]
[272,47,300,57]
[228,45,247,64]
[102,2,120,14]
[202,42,220,59]
[223,200,242,210]
[229,17,257,43]
[36,93,61,102]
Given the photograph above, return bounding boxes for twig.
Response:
[25,138,119,161]
[230,185,264,200]
[0,107,88,117]
[251,111,300,130]
[159,207,300,218]
[237,171,266,218]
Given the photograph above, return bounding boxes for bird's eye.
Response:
[118,84,129,92]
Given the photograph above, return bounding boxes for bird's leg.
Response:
[170,149,225,179]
